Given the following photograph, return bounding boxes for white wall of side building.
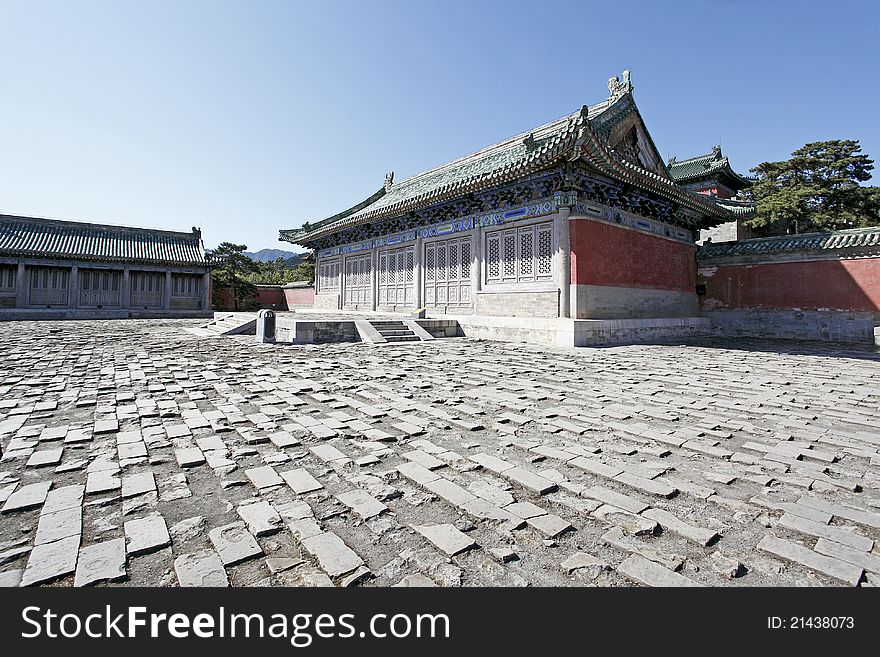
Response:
[311,209,572,318]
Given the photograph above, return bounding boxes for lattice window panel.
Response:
[405,249,414,282]
[502,231,516,279]
[318,258,340,292]
[484,221,553,285]
[448,243,459,281]
[397,252,406,284]
[129,271,164,308]
[378,255,387,302]
[343,254,371,306]
[537,225,553,279]
[460,241,471,279]
[425,245,435,281]
[519,228,534,279]
[437,244,447,281]
[171,274,200,298]
[29,268,69,306]
[486,234,501,281]
[81,270,122,306]
[0,266,15,291]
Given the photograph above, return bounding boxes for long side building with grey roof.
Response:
[0,214,212,319]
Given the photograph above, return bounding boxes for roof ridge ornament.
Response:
[522,133,537,151]
[607,69,633,102]
[384,171,394,193]
[711,145,722,160]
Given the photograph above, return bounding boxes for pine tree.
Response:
[745,140,879,235]
[209,242,259,311]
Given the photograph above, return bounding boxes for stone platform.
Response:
[450,314,709,347]
[216,310,709,348]
[1,319,879,588]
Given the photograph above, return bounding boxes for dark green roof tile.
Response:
[698,226,880,259]
[668,146,753,189]
[281,85,734,245]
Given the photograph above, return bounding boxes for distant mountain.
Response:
[244,248,305,263]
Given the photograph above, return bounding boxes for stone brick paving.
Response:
[1,319,879,587]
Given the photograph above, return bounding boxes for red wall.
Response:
[699,259,880,312]
[284,286,315,307]
[256,287,287,309]
[215,286,288,310]
[692,185,734,199]
[570,219,696,292]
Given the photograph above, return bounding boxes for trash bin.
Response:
[256,309,276,344]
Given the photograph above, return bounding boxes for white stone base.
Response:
[448,314,709,347]
[0,308,212,321]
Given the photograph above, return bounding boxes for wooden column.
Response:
[413,238,423,309]
[15,263,27,308]
[163,271,172,310]
[121,268,130,310]
[472,222,482,295]
[202,272,212,311]
[369,249,377,312]
[68,266,79,309]
[554,209,571,318]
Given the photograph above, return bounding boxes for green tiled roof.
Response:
[668,146,753,189]
[698,225,880,259]
[0,214,207,266]
[281,80,734,245]
[345,111,586,223]
[713,198,756,217]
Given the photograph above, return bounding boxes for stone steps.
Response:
[201,313,257,336]
[369,320,421,343]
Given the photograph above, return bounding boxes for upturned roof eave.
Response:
[0,249,207,266]
[672,163,754,189]
[575,121,734,227]
[281,93,736,245]
[279,113,588,245]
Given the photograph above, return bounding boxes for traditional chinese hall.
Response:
[280,72,736,346]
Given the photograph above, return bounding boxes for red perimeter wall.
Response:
[699,258,880,312]
[570,219,696,292]
[284,286,315,307]
[215,286,288,311]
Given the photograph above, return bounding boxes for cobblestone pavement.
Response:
[1,319,879,588]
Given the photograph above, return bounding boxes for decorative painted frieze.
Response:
[313,164,695,256]
[317,198,556,258]
[571,200,693,244]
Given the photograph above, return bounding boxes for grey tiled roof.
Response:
[0,214,207,266]
[698,226,880,259]
[281,87,734,244]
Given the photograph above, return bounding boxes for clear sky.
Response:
[1,0,877,252]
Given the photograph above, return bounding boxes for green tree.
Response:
[243,255,314,285]
[247,257,288,285]
[288,261,315,284]
[745,140,879,235]
[209,242,259,311]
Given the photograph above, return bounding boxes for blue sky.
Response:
[1,0,877,252]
